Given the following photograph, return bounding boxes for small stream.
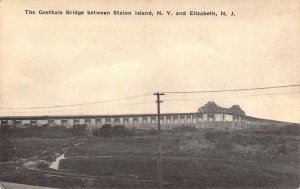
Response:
[49,153,65,170]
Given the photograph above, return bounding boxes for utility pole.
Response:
[14,129,17,183]
[154,92,165,189]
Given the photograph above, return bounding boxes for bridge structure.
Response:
[0,101,291,130]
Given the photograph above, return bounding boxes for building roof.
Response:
[197,101,246,116]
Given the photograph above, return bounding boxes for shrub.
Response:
[98,124,112,138]
[171,125,197,133]
[72,124,87,136]
[277,124,300,135]
[148,128,158,135]
[112,125,127,136]
[41,124,49,129]
[0,124,10,131]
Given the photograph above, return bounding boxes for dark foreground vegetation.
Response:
[0,125,86,162]
[0,124,299,188]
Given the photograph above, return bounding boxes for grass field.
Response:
[0,125,299,188]
[60,126,299,188]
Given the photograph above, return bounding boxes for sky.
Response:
[0,0,299,123]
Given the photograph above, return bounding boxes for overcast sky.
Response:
[1,0,299,123]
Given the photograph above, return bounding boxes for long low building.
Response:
[0,101,291,130]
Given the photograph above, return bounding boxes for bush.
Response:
[112,125,127,136]
[94,124,134,138]
[72,124,87,136]
[97,124,112,138]
[277,124,300,135]
[204,130,232,149]
[41,124,49,129]
[112,125,125,132]
[148,128,158,135]
[0,124,10,131]
[204,130,229,142]
[73,124,87,130]
[171,125,197,133]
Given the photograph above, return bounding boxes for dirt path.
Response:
[0,182,56,189]
[21,139,95,181]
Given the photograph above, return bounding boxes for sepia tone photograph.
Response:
[0,0,299,188]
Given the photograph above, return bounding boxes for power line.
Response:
[1,101,155,115]
[1,83,299,110]
[163,90,300,102]
[162,84,300,94]
[0,93,152,110]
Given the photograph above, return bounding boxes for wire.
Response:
[0,93,152,110]
[1,101,155,115]
[162,84,300,94]
[1,83,299,110]
[164,90,300,102]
